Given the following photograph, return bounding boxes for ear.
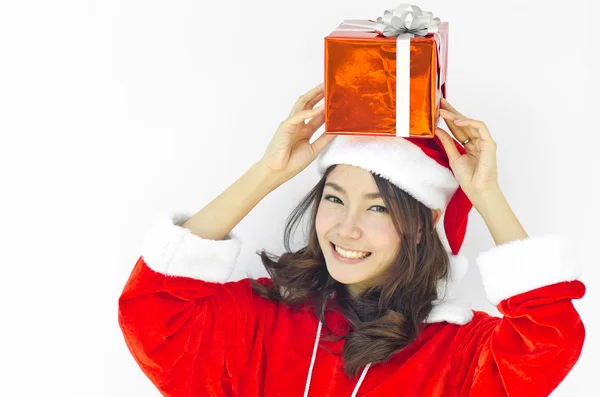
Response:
[432,208,442,228]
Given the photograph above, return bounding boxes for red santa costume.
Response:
[118,134,585,396]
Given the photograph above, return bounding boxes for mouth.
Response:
[330,242,372,263]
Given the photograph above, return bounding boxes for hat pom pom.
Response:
[448,253,468,282]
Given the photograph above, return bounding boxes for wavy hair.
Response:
[249,164,450,378]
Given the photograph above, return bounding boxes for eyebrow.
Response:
[324,182,382,200]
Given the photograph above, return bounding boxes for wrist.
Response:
[253,159,285,191]
[471,187,508,218]
[469,184,503,205]
[469,186,529,245]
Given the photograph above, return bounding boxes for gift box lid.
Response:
[326,19,448,42]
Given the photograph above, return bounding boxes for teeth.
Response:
[334,244,370,259]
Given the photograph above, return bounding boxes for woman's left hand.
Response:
[435,97,499,200]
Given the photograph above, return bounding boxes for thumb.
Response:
[435,127,461,166]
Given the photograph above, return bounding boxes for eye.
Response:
[370,205,388,213]
[324,194,342,204]
[324,195,387,213]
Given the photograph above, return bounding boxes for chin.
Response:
[324,260,370,286]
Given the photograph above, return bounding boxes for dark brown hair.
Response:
[250,164,451,378]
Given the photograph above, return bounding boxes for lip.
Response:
[330,242,371,263]
[331,242,370,253]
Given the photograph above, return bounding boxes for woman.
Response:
[118,83,585,396]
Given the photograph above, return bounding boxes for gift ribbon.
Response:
[333,4,442,137]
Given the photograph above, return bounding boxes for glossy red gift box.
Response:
[324,18,449,138]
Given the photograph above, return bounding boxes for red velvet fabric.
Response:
[118,256,585,397]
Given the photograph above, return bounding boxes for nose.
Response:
[337,211,362,239]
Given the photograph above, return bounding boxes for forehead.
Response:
[325,164,379,190]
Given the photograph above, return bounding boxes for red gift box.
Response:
[324,5,448,138]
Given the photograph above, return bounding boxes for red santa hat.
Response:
[316,133,473,291]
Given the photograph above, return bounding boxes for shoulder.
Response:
[448,310,501,344]
[426,309,501,340]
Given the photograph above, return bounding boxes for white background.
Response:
[1,0,598,395]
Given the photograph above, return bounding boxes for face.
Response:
[315,164,401,296]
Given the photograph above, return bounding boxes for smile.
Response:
[330,242,372,262]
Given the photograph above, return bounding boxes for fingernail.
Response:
[453,119,463,124]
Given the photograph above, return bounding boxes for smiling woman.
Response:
[250,162,450,377]
[118,83,585,397]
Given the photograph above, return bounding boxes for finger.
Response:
[452,118,493,142]
[310,132,336,157]
[439,108,475,141]
[287,106,324,126]
[289,83,324,117]
[435,127,461,165]
[304,108,325,134]
[440,97,467,119]
[306,91,324,109]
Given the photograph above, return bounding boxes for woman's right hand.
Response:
[259,83,335,186]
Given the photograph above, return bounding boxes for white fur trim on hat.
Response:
[316,135,459,210]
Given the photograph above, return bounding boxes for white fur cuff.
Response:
[139,209,242,283]
[476,234,581,306]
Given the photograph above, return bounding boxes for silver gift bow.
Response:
[339,4,440,38]
[375,3,440,37]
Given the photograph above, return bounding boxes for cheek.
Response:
[368,222,400,252]
[315,206,335,234]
